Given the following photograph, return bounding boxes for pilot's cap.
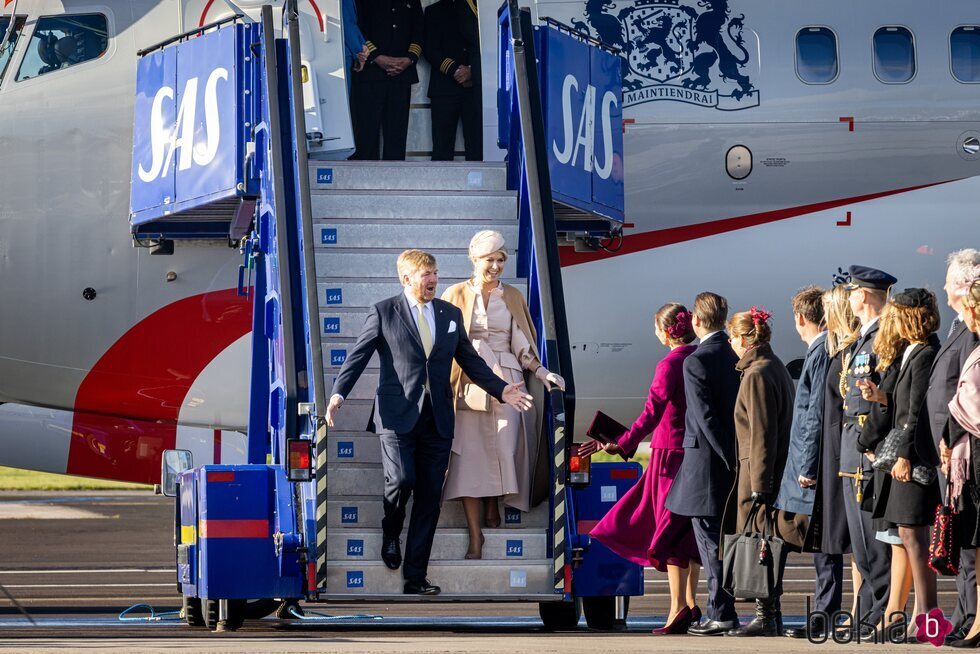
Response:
[844,265,898,291]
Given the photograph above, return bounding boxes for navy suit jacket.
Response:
[332,294,507,438]
[665,331,741,518]
[928,320,979,448]
[774,332,830,515]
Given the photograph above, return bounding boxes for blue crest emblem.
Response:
[571,0,759,110]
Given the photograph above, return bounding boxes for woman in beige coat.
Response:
[442,231,565,559]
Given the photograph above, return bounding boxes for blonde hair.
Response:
[728,310,772,348]
[873,291,940,371]
[396,249,437,279]
[824,286,860,356]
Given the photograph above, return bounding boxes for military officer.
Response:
[839,264,896,634]
[423,0,481,161]
[349,0,424,160]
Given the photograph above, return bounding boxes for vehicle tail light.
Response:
[286,438,313,482]
[568,444,591,486]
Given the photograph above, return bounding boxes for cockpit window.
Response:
[951,26,980,83]
[0,16,26,81]
[873,27,915,83]
[796,27,839,84]
[16,14,108,81]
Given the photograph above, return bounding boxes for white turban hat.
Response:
[468,230,507,260]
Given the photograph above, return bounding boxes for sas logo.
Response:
[509,570,527,588]
[341,506,359,524]
[346,571,364,588]
[325,288,343,305]
[337,441,354,459]
[504,507,522,525]
[321,228,338,245]
[571,0,759,110]
[316,167,334,184]
[552,74,618,181]
[330,349,347,366]
[506,540,524,557]
[346,539,364,557]
[324,317,341,334]
[137,67,230,182]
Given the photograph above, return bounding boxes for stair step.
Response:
[311,191,517,221]
[314,222,519,251]
[325,496,549,530]
[325,400,373,431]
[325,560,554,595]
[323,373,377,401]
[322,346,377,370]
[315,280,526,309]
[327,529,548,561]
[315,251,492,278]
[309,161,507,192]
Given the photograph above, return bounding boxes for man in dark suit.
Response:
[775,287,841,639]
[327,250,532,594]
[932,250,980,641]
[349,0,424,160]
[840,265,896,635]
[423,0,482,161]
[666,292,741,635]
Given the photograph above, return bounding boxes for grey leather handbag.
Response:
[872,427,937,485]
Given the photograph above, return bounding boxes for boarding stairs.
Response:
[312,160,554,598]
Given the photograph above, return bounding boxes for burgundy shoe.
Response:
[653,606,693,635]
[691,605,702,625]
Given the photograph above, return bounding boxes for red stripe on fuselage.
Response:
[67,289,251,483]
[559,180,955,267]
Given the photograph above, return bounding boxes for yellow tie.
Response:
[417,303,433,359]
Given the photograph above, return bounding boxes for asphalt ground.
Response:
[0,491,957,652]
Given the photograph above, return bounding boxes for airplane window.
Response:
[951,26,980,83]
[874,27,915,83]
[0,16,26,81]
[15,14,108,81]
[796,27,839,84]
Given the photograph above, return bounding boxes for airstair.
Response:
[313,160,553,597]
[133,0,638,630]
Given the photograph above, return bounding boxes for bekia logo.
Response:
[553,74,618,180]
[571,0,759,110]
[138,67,229,182]
[804,596,953,646]
[915,609,953,647]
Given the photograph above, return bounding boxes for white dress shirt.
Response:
[860,316,880,337]
[404,287,436,347]
[700,330,723,344]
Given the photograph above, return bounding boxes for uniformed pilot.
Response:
[839,264,897,635]
[349,0,424,160]
[423,0,482,161]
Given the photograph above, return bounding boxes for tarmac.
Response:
[0,491,955,652]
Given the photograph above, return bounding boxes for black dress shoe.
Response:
[689,619,738,636]
[404,579,441,595]
[381,535,401,570]
[727,615,783,637]
[947,629,968,645]
[785,625,829,639]
[949,632,980,648]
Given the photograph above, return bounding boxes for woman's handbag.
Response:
[872,427,938,485]
[722,502,786,601]
[929,482,961,576]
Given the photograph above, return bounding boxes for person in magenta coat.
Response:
[579,303,702,635]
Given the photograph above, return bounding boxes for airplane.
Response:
[0,0,977,484]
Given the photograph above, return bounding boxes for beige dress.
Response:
[443,283,541,511]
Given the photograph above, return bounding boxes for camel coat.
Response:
[440,281,550,508]
[723,344,808,551]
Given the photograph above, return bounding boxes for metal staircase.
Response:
[313,160,554,598]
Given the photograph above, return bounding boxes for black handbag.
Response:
[929,481,960,576]
[872,427,938,485]
[722,503,786,601]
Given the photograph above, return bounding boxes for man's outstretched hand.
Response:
[502,382,533,412]
[326,394,344,427]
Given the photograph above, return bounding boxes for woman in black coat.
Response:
[856,288,941,628]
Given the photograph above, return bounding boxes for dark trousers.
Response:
[692,515,737,622]
[430,88,482,161]
[841,476,891,624]
[378,396,451,582]
[350,78,412,161]
[813,552,844,613]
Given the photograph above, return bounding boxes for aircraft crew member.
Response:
[349,0,424,160]
[839,265,896,636]
[423,0,482,161]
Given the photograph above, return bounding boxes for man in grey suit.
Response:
[326,249,532,595]
[932,249,980,642]
[666,292,741,635]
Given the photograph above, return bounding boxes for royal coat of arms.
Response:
[570,0,760,110]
